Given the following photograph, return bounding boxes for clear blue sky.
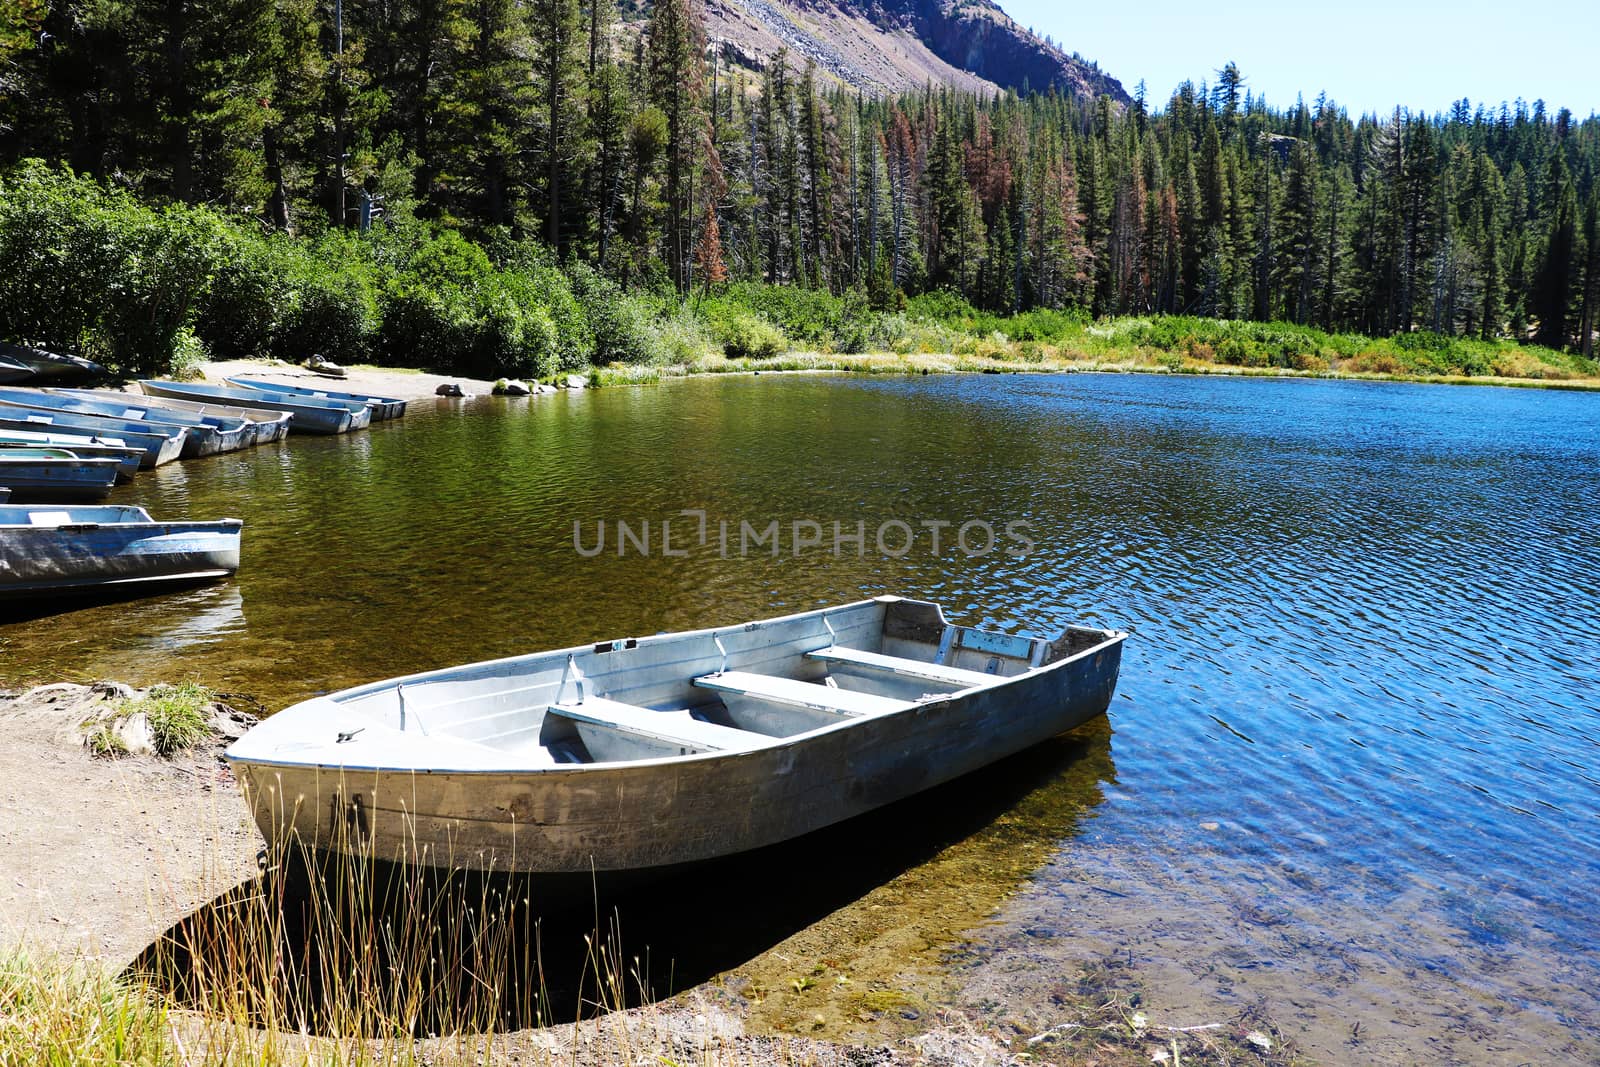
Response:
[1001,0,1600,118]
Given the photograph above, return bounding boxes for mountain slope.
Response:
[698,0,1127,101]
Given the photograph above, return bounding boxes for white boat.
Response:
[59,389,294,447]
[0,505,242,598]
[226,597,1127,874]
[138,380,368,435]
[226,377,407,421]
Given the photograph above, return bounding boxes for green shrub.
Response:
[711,308,787,359]
[648,305,718,364]
[0,162,230,376]
[567,263,660,365]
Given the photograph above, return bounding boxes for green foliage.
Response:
[705,305,787,359]
[0,163,230,376]
[121,682,215,757]
[0,951,174,1065]
[567,263,664,366]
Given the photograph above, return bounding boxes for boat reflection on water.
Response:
[129,717,1116,1037]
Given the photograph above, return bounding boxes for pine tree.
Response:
[1579,189,1599,356]
[460,0,536,228]
[1532,154,1578,348]
[1276,139,1318,323]
[532,0,585,253]
[646,0,706,292]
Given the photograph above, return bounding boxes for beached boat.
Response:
[0,344,106,384]
[138,380,367,435]
[0,505,242,598]
[0,388,251,458]
[226,377,407,421]
[226,597,1127,874]
[0,354,31,385]
[60,389,293,447]
[0,430,142,481]
[0,449,122,501]
[0,410,185,468]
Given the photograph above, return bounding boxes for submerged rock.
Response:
[435,382,466,397]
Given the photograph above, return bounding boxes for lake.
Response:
[3,371,1597,1061]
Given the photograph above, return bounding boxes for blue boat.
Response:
[0,449,122,501]
[0,387,252,458]
[0,432,142,482]
[0,410,185,467]
[138,380,367,435]
[0,505,242,599]
[226,377,407,421]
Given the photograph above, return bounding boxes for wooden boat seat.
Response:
[693,671,911,716]
[549,697,776,753]
[805,646,996,689]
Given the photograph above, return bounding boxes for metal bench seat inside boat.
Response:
[546,696,778,762]
[804,645,996,689]
[692,670,912,716]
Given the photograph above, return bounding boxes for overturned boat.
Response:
[0,505,242,598]
[0,343,106,384]
[226,597,1127,874]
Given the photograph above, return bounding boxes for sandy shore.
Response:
[196,359,512,400]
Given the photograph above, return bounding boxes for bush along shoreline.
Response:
[2,163,1595,389]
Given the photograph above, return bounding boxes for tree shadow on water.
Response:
[126,721,1114,1037]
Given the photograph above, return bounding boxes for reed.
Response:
[3,830,768,1067]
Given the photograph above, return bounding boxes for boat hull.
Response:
[139,380,364,435]
[0,435,141,481]
[0,344,105,384]
[230,599,1126,874]
[0,457,121,501]
[0,507,242,597]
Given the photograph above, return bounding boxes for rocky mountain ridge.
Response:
[693,0,1128,100]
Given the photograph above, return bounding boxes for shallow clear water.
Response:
[3,373,1597,1059]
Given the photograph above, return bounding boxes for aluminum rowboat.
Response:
[226,596,1127,874]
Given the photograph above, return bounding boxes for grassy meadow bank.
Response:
[3,164,1596,392]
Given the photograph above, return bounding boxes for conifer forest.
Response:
[0,0,1596,380]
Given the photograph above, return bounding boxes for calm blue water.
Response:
[5,371,1597,1057]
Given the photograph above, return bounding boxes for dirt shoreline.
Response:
[0,683,259,964]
